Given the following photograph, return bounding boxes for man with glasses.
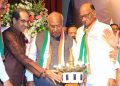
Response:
[66,0,120,27]
[26,11,73,86]
[75,3,118,86]
[1,8,52,86]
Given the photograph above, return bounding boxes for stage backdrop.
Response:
[8,0,62,14]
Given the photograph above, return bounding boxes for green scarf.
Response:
[78,30,87,64]
[39,30,49,67]
[117,49,120,64]
[0,32,4,58]
[78,29,88,74]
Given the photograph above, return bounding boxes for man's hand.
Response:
[103,29,119,49]
[116,68,120,86]
[45,70,62,85]
[109,49,119,62]
[108,79,116,86]
[3,80,13,86]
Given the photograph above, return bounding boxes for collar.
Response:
[50,33,61,41]
[10,26,22,36]
[83,19,99,33]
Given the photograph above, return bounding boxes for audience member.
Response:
[110,24,119,35]
[67,25,77,39]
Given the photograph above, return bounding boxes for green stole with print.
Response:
[0,31,4,58]
[78,26,90,74]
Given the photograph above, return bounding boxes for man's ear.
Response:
[12,18,17,25]
[92,10,96,17]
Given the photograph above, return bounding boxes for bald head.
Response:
[80,3,96,27]
[48,12,63,25]
[47,12,64,37]
[80,3,95,15]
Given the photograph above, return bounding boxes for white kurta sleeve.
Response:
[25,36,37,81]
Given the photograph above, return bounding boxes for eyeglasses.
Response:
[80,11,93,20]
[49,24,62,31]
[49,24,62,28]
[112,28,118,31]
[19,19,29,24]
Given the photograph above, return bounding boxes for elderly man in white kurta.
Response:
[74,3,119,86]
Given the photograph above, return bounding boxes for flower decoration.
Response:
[1,0,48,37]
[1,4,15,27]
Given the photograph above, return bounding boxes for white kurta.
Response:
[0,54,9,82]
[75,20,118,86]
[0,29,9,82]
[25,35,37,81]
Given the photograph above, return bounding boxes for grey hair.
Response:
[47,11,63,25]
